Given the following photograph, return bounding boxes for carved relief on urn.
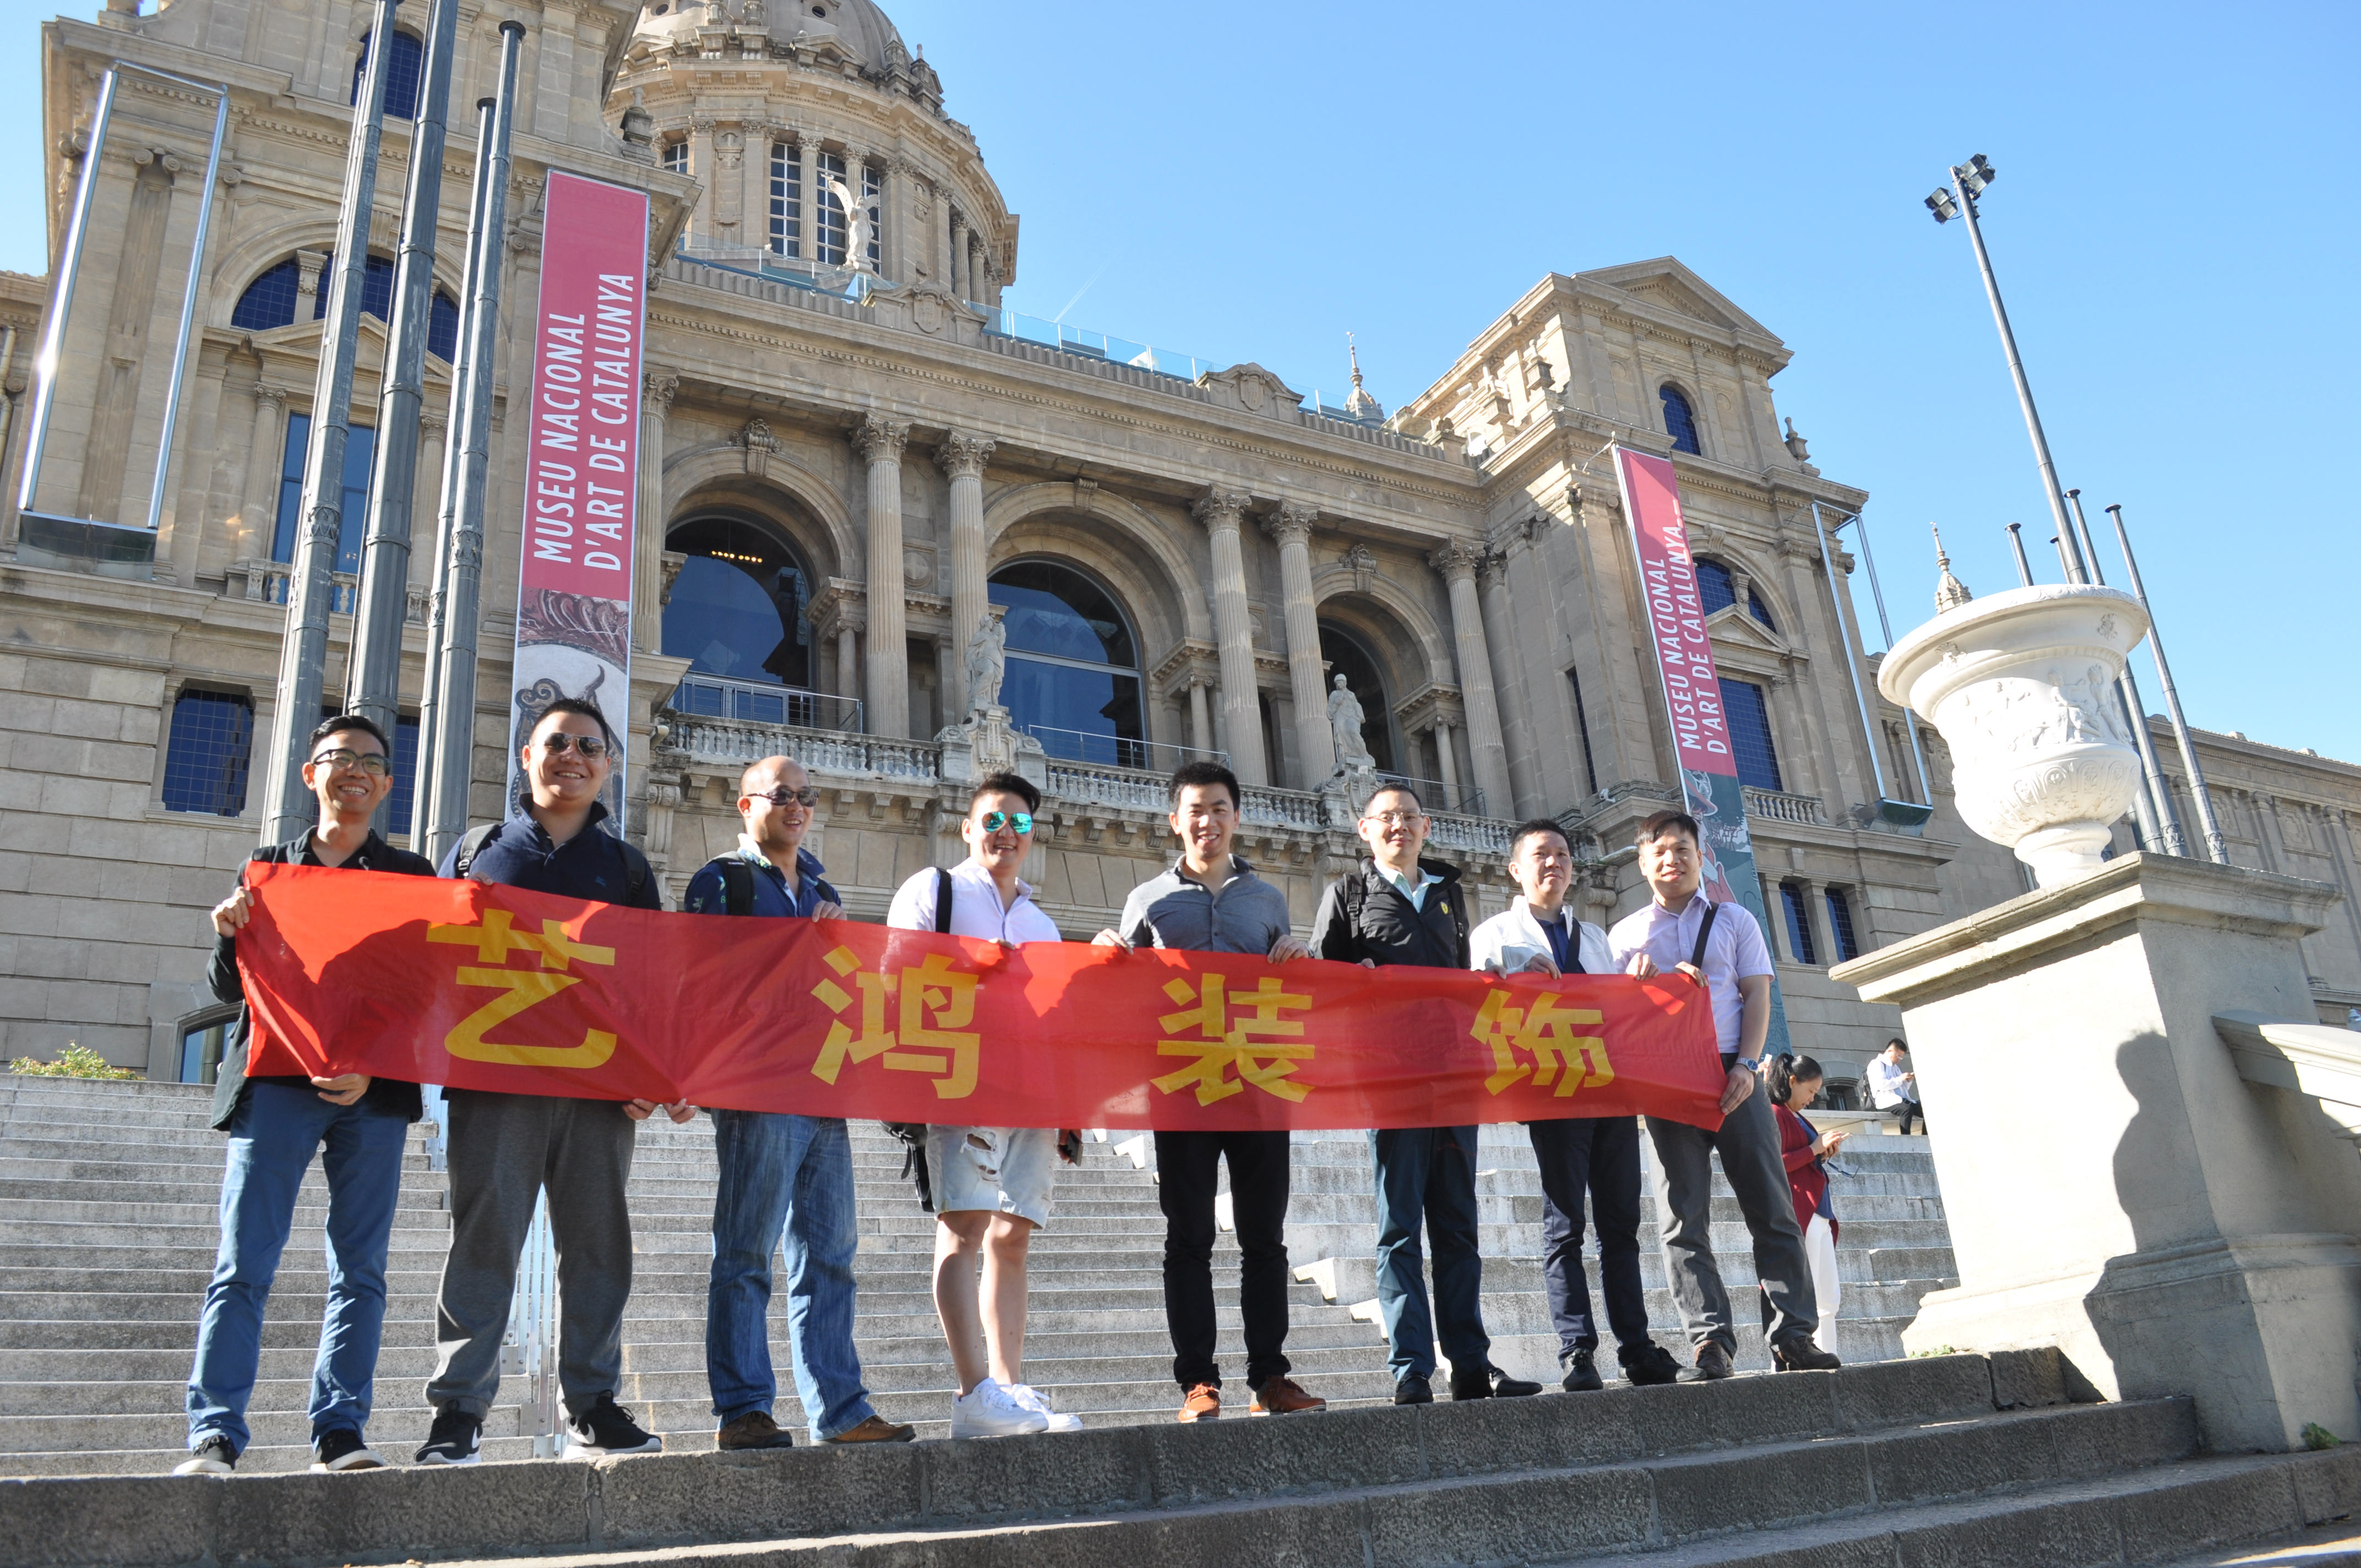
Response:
[1880,584,2151,888]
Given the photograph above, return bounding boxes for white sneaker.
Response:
[949,1376,1051,1439]
[1006,1383,1083,1433]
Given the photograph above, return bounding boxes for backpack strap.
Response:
[934,866,954,934]
[1689,900,1720,973]
[719,857,755,918]
[452,821,499,878]
[617,837,653,904]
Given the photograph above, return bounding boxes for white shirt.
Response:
[885,858,1063,945]
[1869,1056,1919,1108]
[1468,900,1613,977]
[1607,892,1775,1059]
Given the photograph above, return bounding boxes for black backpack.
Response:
[877,869,959,1214]
[1338,864,1471,967]
[453,820,652,903]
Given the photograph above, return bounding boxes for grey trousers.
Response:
[426,1090,637,1420]
[1646,1076,1817,1353]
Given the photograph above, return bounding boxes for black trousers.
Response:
[1155,1130,1292,1391]
[1894,1099,1923,1135]
[1526,1115,1652,1363]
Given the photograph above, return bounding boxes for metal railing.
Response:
[1025,725,1222,774]
[972,306,1218,384]
[1742,786,1829,826]
[673,674,862,734]
[502,1193,561,1455]
[666,715,941,781]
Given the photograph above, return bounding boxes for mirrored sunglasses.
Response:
[539,732,611,758]
[308,748,390,776]
[754,787,820,808]
[978,810,1033,835]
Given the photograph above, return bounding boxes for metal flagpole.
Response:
[142,75,231,538]
[349,0,460,824]
[412,97,497,849]
[2004,522,2035,586]
[1847,510,1935,803]
[18,66,121,513]
[1814,503,1932,827]
[2069,488,2187,856]
[2108,503,2229,864]
[258,0,401,847]
[423,21,526,868]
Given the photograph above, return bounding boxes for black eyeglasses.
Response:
[538,732,611,758]
[978,810,1033,835]
[308,748,390,776]
[753,787,820,808]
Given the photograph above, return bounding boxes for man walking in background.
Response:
[1314,784,1541,1406]
[684,754,913,1450]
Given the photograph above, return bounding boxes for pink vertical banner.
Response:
[505,171,650,827]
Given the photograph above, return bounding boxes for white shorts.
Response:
[926,1125,1058,1229]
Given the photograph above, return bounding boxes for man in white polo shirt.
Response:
[885,771,1080,1439]
[1608,809,1840,1380]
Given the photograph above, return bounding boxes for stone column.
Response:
[935,430,993,715]
[853,415,911,737]
[1478,542,1542,815]
[793,135,817,263]
[884,156,915,280]
[949,213,969,300]
[1431,540,1513,815]
[1187,676,1212,755]
[687,119,717,238]
[1432,717,1461,811]
[634,370,678,654]
[161,342,231,584]
[407,413,447,594]
[836,605,862,711]
[238,385,287,560]
[1261,503,1334,786]
[1192,488,1268,787]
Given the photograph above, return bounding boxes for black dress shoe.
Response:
[1774,1337,1843,1372]
[1675,1342,1734,1382]
[1488,1368,1542,1398]
[1620,1342,1684,1387]
[1559,1350,1604,1392]
[1393,1374,1434,1406]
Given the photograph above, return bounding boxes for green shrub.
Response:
[8,1044,138,1080]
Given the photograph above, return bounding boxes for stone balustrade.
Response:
[666,717,942,781]
[1426,811,1513,856]
[222,559,378,618]
[1741,785,1829,826]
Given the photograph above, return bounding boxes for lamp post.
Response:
[1924,155,2090,585]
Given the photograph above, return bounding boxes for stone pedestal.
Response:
[1834,853,2361,1453]
[935,704,1047,791]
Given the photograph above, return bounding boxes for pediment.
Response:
[1200,361,1304,418]
[1586,258,1777,342]
[1706,603,1789,658]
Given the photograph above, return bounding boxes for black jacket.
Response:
[1311,857,1470,971]
[206,830,436,1131]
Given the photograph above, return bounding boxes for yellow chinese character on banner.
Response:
[426,908,618,1068]
[1472,989,1611,1098]
[808,946,981,1099]
[1151,973,1314,1106]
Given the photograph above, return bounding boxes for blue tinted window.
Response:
[162,690,253,816]
[352,30,424,121]
[319,705,419,835]
[989,562,1145,766]
[271,414,378,573]
[1779,883,1818,965]
[1661,384,1701,455]
[429,291,460,361]
[179,1016,231,1085]
[231,259,303,331]
[1720,677,1783,792]
[1696,558,1774,628]
[1825,885,1861,962]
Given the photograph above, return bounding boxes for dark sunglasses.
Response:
[538,732,611,758]
[977,810,1033,835]
[308,747,390,776]
[753,787,820,808]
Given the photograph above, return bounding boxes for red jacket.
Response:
[1775,1104,1837,1239]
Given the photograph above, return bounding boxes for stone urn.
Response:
[1879,584,2150,887]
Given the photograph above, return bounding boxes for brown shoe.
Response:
[1248,1376,1326,1416]
[825,1413,917,1444]
[1176,1382,1221,1422]
[716,1411,797,1451]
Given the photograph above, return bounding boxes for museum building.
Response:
[1,0,2357,1097]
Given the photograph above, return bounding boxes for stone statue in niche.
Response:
[963,610,1005,715]
[1329,674,1377,772]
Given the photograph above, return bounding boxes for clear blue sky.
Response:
[7,2,2354,760]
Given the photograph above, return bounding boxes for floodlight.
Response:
[1925,188,1959,223]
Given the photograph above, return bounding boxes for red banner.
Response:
[238,864,1725,1132]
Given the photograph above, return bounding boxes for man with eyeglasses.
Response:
[681,755,913,1450]
[1313,783,1541,1406]
[886,771,1080,1438]
[419,698,676,1466]
[1094,760,1328,1423]
[179,714,436,1476]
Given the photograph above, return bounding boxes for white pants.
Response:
[1803,1212,1841,1353]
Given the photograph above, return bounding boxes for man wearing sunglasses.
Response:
[681,755,913,1450]
[421,698,674,1467]
[179,714,436,1476]
[886,772,1077,1438]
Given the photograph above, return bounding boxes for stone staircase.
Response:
[0,1074,1958,1476]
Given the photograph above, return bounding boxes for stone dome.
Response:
[633,1,911,70]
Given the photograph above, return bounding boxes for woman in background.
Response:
[1766,1054,1846,1357]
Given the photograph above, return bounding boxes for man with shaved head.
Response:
[682,755,913,1448]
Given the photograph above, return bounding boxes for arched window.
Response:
[1316,624,1395,775]
[1660,384,1702,455]
[989,560,1146,766]
[1694,558,1775,629]
[230,254,461,360]
[662,518,814,707]
[352,30,425,121]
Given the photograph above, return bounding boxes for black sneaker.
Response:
[1560,1350,1604,1392]
[173,1434,237,1475]
[565,1394,662,1458]
[415,1408,482,1467]
[310,1428,383,1472]
[1621,1342,1684,1387]
[1774,1337,1843,1372]
[1676,1342,1735,1382]
[1392,1373,1434,1406]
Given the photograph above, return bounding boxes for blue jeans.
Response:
[706,1110,874,1439]
[186,1080,409,1453]
[1370,1125,1489,1384]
